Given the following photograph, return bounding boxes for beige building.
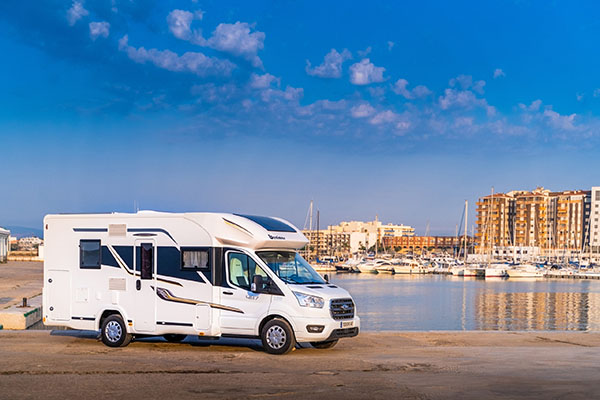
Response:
[476,187,591,254]
[0,227,9,263]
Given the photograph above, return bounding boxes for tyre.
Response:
[260,318,296,355]
[101,315,132,347]
[310,339,339,349]
[163,334,187,343]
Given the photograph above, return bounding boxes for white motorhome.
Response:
[43,211,359,354]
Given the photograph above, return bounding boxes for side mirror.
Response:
[252,275,264,292]
[324,274,329,283]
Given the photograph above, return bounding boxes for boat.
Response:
[484,264,508,278]
[391,258,426,274]
[506,264,545,278]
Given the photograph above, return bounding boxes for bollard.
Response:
[22,297,28,307]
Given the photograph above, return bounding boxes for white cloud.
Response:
[167,9,204,42]
[576,93,584,102]
[518,99,542,112]
[439,88,495,116]
[351,103,376,118]
[349,59,385,85]
[249,73,280,89]
[493,68,505,79]
[260,85,304,103]
[89,21,110,40]
[305,49,352,78]
[206,22,265,68]
[118,35,236,77]
[370,110,397,125]
[67,1,89,26]
[449,74,485,94]
[393,79,432,99]
[543,109,576,130]
[357,46,372,57]
[387,41,395,51]
[412,85,432,98]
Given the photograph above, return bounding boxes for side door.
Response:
[134,239,157,332]
[219,251,273,335]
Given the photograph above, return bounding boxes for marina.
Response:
[332,273,600,331]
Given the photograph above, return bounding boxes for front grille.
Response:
[330,298,355,320]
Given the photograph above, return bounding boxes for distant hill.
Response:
[2,226,44,239]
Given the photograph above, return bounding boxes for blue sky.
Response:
[1,0,600,235]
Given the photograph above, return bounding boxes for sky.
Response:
[2,0,600,235]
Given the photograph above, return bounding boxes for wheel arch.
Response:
[97,308,129,331]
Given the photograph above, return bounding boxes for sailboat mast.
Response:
[464,200,468,264]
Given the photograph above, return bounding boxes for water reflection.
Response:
[331,274,600,331]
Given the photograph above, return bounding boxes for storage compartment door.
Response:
[194,303,211,331]
[47,270,71,321]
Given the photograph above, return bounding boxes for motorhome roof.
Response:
[46,211,308,250]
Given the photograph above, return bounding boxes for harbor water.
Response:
[331,274,600,331]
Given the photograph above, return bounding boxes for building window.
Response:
[181,248,211,270]
[80,240,101,269]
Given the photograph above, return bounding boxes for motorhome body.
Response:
[43,211,359,354]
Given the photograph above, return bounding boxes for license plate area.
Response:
[340,320,354,328]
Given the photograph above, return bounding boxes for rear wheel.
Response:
[101,315,132,347]
[163,334,187,343]
[261,318,295,355]
[310,339,338,349]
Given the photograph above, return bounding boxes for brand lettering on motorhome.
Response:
[268,234,285,240]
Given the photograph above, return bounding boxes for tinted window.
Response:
[80,240,101,269]
[140,243,153,279]
[235,214,296,232]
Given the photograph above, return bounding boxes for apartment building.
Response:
[383,235,473,251]
[475,187,592,253]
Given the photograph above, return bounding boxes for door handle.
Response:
[222,291,234,295]
[136,280,141,290]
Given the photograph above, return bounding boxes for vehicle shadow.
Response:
[49,329,275,352]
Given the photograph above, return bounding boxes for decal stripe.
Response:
[222,218,254,237]
[155,287,244,314]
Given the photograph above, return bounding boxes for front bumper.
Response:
[293,315,360,342]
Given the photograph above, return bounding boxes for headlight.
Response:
[293,291,324,308]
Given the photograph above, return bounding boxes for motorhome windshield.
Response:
[256,251,326,284]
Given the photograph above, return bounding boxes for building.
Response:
[0,227,9,263]
[302,230,350,259]
[302,217,415,258]
[475,187,592,255]
[590,186,600,251]
[383,235,473,252]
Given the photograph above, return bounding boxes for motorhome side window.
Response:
[80,240,101,269]
[181,248,210,270]
[227,252,269,291]
[140,243,153,279]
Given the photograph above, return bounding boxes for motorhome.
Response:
[42,211,359,354]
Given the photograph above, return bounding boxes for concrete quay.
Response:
[0,261,43,329]
[1,330,600,399]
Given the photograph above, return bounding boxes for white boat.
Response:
[356,260,381,274]
[485,264,508,278]
[375,260,395,274]
[311,262,337,272]
[391,258,427,274]
[507,264,545,278]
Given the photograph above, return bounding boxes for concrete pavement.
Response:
[1,330,599,399]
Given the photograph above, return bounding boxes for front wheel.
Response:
[310,339,338,349]
[101,315,132,347]
[260,318,296,355]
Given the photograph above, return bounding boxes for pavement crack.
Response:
[0,369,243,376]
[535,336,592,347]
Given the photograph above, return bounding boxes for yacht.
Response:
[507,264,545,278]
